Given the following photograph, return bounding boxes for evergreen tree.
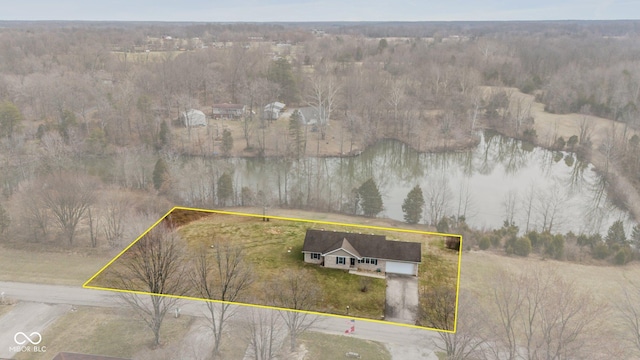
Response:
[221,129,233,156]
[267,58,298,103]
[288,110,305,159]
[0,100,23,139]
[357,178,383,217]
[152,158,168,190]
[0,203,10,236]
[217,173,234,206]
[402,185,425,224]
[158,120,170,149]
[606,220,627,249]
[631,224,640,247]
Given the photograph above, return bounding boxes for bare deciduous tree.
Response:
[40,173,97,245]
[307,74,340,142]
[424,175,452,226]
[419,285,457,331]
[117,225,186,347]
[243,309,285,360]
[190,241,254,359]
[433,290,487,360]
[267,271,320,352]
[487,266,612,360]
[616,279,640,357]
[103,194,130,248]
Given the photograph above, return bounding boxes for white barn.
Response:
[181,109,207,127]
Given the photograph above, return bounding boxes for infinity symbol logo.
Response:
[14,332,42,345]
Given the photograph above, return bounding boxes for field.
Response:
[0,245,112,286]
[461,249,640,301]
[86,209,459,326]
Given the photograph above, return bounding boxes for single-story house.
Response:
[302,229,421,276]
[181,109,207,127]
[296,106,327,126]
[263,102,286,120]
[212,104,245,119]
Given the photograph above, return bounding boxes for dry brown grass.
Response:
[14,306,193,360]
[0,245,112,285]
[460,249,640,333]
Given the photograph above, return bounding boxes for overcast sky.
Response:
[1,0,639,21]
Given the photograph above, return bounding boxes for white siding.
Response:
[386,261,416,275]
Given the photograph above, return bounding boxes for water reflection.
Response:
[172,131,634,235]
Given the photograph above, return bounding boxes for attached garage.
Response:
[386,261,416,276]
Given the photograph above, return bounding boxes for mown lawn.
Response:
[299,331,391,360]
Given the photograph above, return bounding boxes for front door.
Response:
[350,258,355,267]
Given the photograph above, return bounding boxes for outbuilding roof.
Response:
[302,229,421,263]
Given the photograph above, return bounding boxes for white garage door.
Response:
[386,261,415,275]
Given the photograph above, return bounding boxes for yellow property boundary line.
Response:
[83,206,464,334]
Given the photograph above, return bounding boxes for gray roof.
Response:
[302,229,421,263]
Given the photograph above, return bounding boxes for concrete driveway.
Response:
[384,274,419,325]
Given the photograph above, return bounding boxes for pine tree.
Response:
[158,120,170,149]
[358,178,383,217]
[606,220,627,249]
[0,203,10,235]
[289,110,305,159]
[631,225,640,248]
[217,173,234,206]
[0,100,23,139]
[152,158,168,190]
[402,185,425,224]
[221,129,233,156]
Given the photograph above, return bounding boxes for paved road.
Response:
[0,281,439,359]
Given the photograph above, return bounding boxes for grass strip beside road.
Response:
[0,246,112,286]
[299,331,392,360]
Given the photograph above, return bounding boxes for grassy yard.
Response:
[299,331,391,360]
[0,245,112,285]
[88,210,460,324]
[14,306,193,360]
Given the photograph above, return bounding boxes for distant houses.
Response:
[263,102,286,120]
[212,104,246,119]
[296,106,328,126]
[181,109,207,127]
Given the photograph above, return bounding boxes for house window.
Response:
[311,253,321,260]
[336,257,346,265]
[360,257,377,265]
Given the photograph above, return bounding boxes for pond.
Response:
[170,130,634,235]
